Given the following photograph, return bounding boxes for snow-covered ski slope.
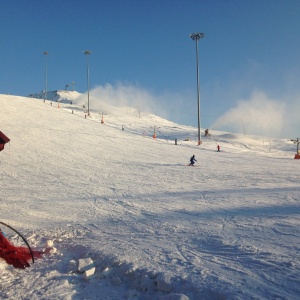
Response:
[1,94,299,300]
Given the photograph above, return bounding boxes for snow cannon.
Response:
[291,138,300,159]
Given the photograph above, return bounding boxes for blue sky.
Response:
[1,0,300,138]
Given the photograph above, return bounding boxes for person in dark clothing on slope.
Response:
[189,155,197,166]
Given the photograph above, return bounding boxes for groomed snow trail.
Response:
[1,95,299,299]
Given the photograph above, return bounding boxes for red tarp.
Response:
[0,131,10,151]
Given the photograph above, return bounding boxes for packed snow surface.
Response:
[1,93,299,300]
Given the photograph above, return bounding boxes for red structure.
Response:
[0,131,10,151]
[0,222,43,269]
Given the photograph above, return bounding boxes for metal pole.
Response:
[189,33,204,146]
[83,50,91,116]
[195,38,201,145]
[87,58,90,115]
[42,51,49,103]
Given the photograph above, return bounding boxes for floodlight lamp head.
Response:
[83,50,92,55]
[189,33,205,40]
[42,51,49,55]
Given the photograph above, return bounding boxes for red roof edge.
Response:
[0,131,10,144]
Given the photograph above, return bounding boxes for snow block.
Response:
[159,294,190,300]
[78,258,94,273]
[83,267,95,280]
[155,274,173,292]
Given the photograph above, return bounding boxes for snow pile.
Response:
[1,94,299,299]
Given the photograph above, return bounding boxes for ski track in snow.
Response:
[1,94,300,299]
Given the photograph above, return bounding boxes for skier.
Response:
[217,145,220,152]
[189,155,197,166]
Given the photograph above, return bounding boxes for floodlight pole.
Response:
[42,51,49,103]
[189,32,204,145]
[83,50,91,116]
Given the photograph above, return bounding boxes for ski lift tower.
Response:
[291,138,300,159]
